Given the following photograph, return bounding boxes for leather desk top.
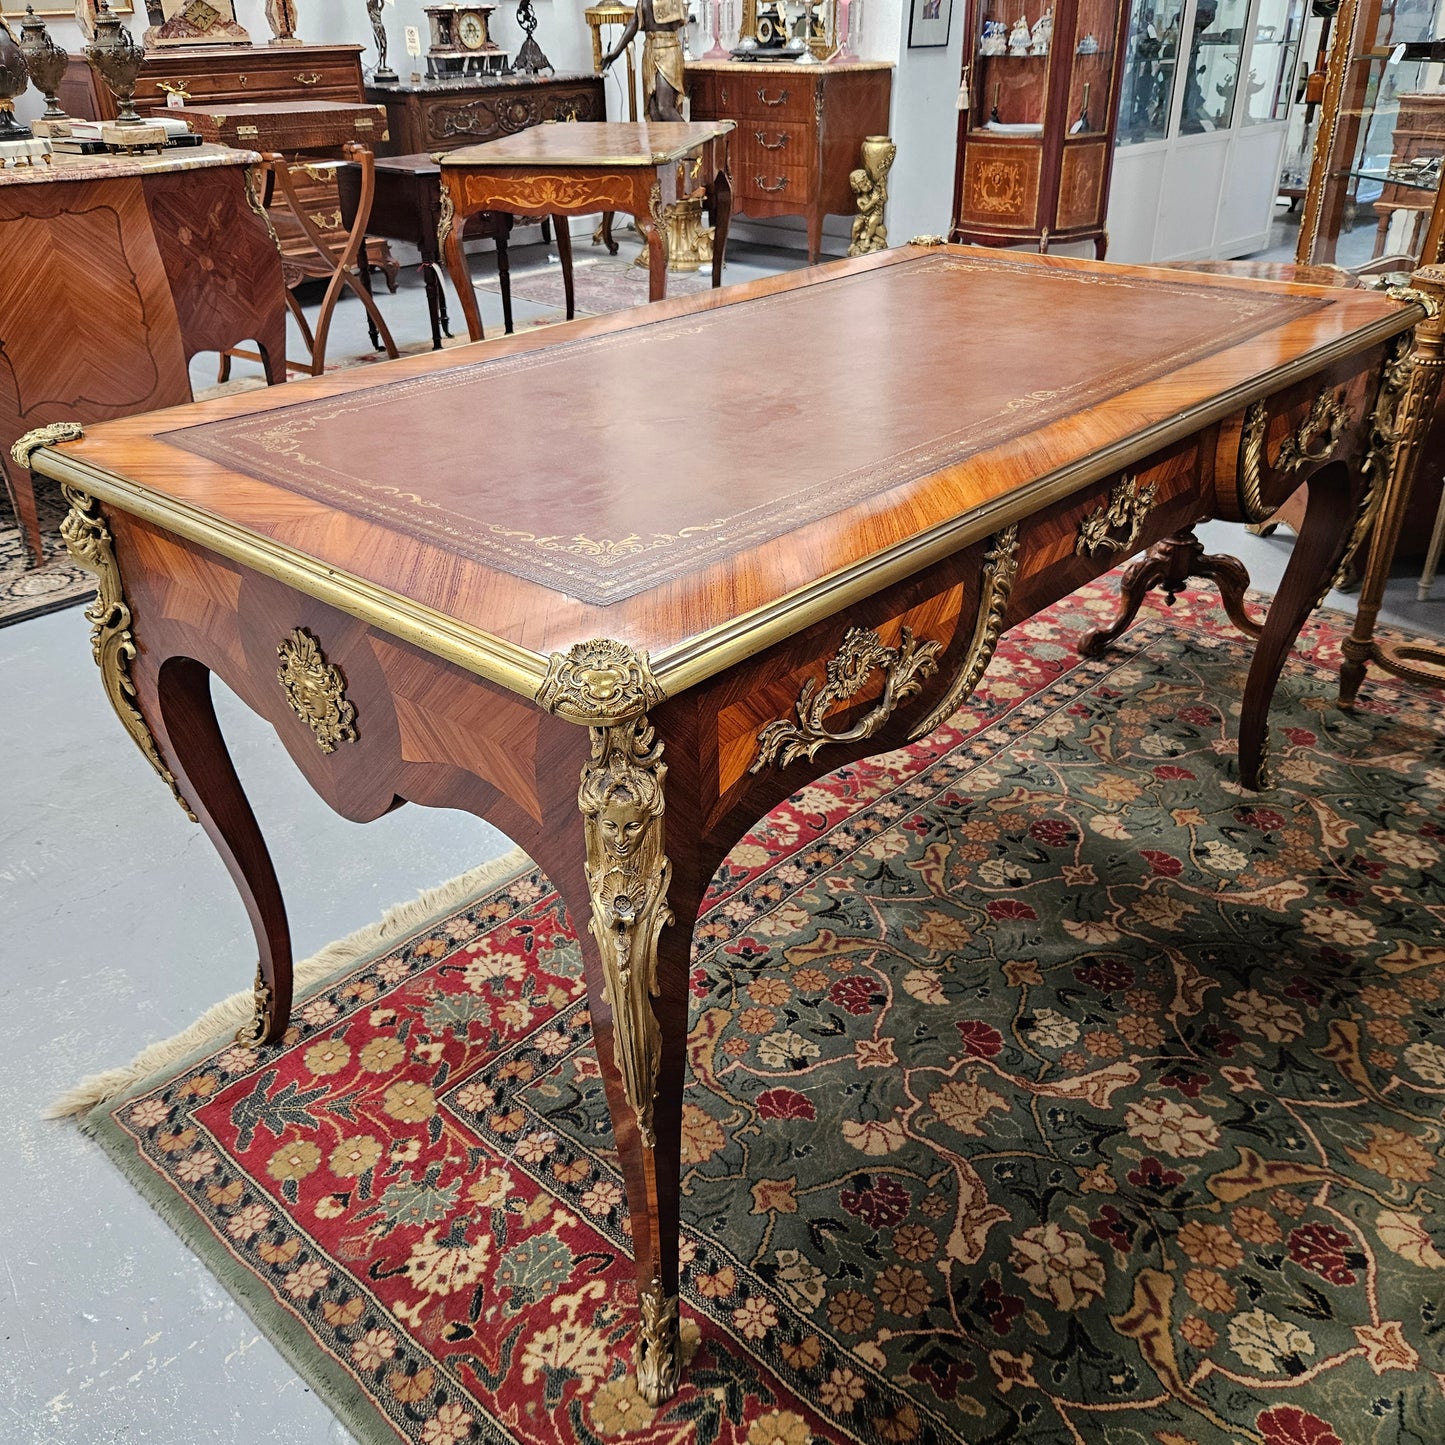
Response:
[439,120,735,167]
[35,246,1416,696]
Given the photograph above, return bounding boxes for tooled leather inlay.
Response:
[162,255,1323,607]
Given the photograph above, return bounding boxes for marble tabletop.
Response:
[0,141,261,188]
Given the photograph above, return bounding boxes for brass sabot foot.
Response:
[634,1279,681,1405]
[235,964,275,1046]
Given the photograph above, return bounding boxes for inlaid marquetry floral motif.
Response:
[970,158,1026,215]
[276,627,357,752]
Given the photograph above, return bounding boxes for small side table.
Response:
[339,153,516,348]
[439,119,734,342]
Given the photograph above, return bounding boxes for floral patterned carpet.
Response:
[0,486,93,629]
[83,578,1445,1445]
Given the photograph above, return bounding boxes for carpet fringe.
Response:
[46,847,530,1120]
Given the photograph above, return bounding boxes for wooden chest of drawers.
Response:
[687,60,892,261]
[365,74,606,157]
[57,43,364,121]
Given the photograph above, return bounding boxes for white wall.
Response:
[12,0,966,252]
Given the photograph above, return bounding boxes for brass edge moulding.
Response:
[29,452,553,705]
[750,624,944,771]
[277,627,358,751]
[648,309,1416,696]
[22,307,1417,711]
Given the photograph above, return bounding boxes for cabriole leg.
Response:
[153,655,293,1045]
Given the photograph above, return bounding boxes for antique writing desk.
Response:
[20,248,1443,1404]
[440,120,735,339]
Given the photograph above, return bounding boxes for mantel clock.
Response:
[424,2,507,77]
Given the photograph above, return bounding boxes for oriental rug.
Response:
[78,578,1445,1445]
[0,487,93,629]
[474,254,717,319]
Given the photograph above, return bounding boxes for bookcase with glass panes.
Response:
[1296,0,1445,271]
[1106,0,1305,260]
[950,0,1131,254]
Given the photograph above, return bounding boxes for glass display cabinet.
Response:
[949,0,1132,254]
[1296,0,1445,271]
[1106,0,1305,260]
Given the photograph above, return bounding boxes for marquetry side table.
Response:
[439,119,734,340]
[340,153,517,347]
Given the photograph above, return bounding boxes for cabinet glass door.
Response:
[1118,0,1187,142]
[1242,0,1305,122]
[1181,0,1250,131]
[1068,0,1122,132]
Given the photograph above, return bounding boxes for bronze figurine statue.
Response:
[602,0,686,121]
[365,0,397,82]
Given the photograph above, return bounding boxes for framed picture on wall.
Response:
[908,0,952,46]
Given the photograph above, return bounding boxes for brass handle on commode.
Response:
[754,175,789,191]
[295,71,323,85]
[757,87,791,105]
[755,130,789,149]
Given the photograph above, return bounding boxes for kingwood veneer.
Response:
[18,246,1445,1405]
[0,145,283,565]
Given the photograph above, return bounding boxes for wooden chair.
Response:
[222,144,400,379]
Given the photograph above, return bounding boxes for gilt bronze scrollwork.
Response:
[1075,474,1159,558]
[276,628,357,752]
[635,1276,681,1406]
[1239,385,1354,523]
[911,525,1019,740]
[751,625,943,772]
[578,713,672,1149]
[52,481,197,821]
[538,638,665,726]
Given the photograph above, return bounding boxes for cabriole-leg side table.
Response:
[439,120,734,342]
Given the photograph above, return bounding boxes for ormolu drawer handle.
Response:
[155,79,190,100]
[755,130,789,149]
[755,175,789,191]
[295,71,323,85]
[757,87,790,105]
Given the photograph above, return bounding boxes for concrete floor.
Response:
[3,231,1444,1445]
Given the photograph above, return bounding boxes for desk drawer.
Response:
[1217,363,1377,524]
[136,58,362,109]
[1008,440,1209,623]
[714,76,818,124]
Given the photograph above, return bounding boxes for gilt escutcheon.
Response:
[276,628,357,752]
[752,625,943,772]
[1076,474,1159,558]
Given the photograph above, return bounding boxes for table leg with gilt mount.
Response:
[1080,276,1445,786]
[1339,277,1445,705]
